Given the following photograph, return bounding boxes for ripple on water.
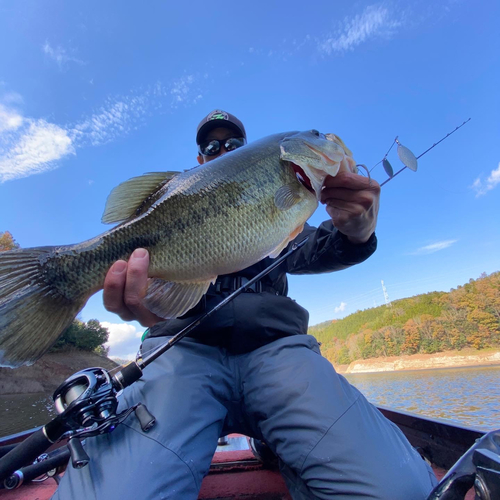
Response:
[1,365,499,437]
[0,393,57,437]
[344,365,500,431]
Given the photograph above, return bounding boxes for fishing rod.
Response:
[0,118,478,491]
[0,236,309,486]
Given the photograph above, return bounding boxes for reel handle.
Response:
[68,437,89,469]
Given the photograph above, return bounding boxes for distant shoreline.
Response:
[0,351,117,396]
[333,348,500,374]
[2,349,499,394]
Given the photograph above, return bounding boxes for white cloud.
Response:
[170,75,195,104]
[1,75,203,182]
[110,353,137,363]
[72,76,200,146]
[471,162,500,197]
[42,41,85,68]
[0,115,74,182]
[102,321,143,359]
[334,301,347,313]
[102,322,141,347]
[71,96,148,147]
[318,4,403,55]
[0,104,23,132]
[0,98,76,182]
[411,240,458,255]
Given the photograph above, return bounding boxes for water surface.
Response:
[344,364,500,431]
[1,365,498,438]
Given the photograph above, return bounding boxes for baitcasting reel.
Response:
[53,367,118,431]
[52,366,156,469]
[0,239,306,484]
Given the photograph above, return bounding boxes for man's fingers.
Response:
[122,248,150,308]
[123,249,165,327]
[325,201,365,223]
[103,250,164,326]
[323,171,380,191]
[321,188,376,208]
[103,260,135,320]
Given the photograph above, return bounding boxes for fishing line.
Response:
[370,138,397,173]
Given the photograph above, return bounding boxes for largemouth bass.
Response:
[0,130,357,367]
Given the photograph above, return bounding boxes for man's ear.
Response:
[197,155,204,165]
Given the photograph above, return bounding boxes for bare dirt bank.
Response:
[0,351,118,395]
[334,349,500,374]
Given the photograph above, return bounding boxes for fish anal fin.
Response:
[267,224,305,259]
[290,223,305,241]
[102,171,180,224]
[268,238,290,259]
[274,184,302,211]
[143,278,214,319]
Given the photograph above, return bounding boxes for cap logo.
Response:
[207,110,228,122]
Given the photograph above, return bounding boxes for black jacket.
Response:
[146,221,376,353]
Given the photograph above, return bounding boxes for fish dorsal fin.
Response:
[143,278,215,319]
[274,184,302,211]
[102,171,180,224]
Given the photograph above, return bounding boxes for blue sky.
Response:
[1,0,499,359]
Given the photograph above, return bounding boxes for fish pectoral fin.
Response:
[143,278,214,319]
[267,224,305,258]
[274,184,302,211]
[102,171,180,224]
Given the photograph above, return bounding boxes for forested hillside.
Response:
[309,272,500,365]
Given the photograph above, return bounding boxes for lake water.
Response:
[344,364,500,431]
[0,392,57,438]
[0,365,499,438]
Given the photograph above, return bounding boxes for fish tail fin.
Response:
[0,248,84,368]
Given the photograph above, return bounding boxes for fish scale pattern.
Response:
[36,132,317,300]
[1,130,346,366]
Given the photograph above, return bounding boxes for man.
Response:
[54,110,436,499]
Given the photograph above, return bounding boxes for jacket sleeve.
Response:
[285,220,377,275]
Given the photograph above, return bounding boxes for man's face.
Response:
[197,127,244,164]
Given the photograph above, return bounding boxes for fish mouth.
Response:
[291,162,315,194]
[280,132,356,199]
[289,150,340,199]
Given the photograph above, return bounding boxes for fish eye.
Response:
[311,129,320,136]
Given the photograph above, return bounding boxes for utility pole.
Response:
[381,280,392,307]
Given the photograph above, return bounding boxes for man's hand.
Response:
[103,248,164,327]
[320,171,380,245]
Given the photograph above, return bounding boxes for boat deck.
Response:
[0,436,475,500]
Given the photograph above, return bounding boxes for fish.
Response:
[0,130,357,368]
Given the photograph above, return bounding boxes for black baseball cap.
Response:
[196,109,247,145]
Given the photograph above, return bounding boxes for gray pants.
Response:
[53,335,437,499]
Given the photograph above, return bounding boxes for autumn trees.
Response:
[0,231,19,252]
[310,272,500,365]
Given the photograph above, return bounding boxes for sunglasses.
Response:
[199,137,246,156]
